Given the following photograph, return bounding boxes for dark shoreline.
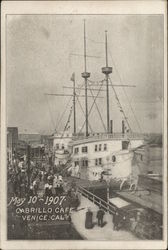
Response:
[8,222,84,240]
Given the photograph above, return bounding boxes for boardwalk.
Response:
[71,195,139,241]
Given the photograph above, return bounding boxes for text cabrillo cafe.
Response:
[8,196,72,222]
[16,206,72,221]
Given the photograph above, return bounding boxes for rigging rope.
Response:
[56,78,85,140]
[108,48,142,133]
[56,104,73,147]
[63,105,73,132]
[88,85,107,132]
[72,80,94,133]
[109,77,132,132]
[76,95,93,133]
[82,33,142,133]
[88,79,105,86]
[78,79,105,133]
[56,96,72,132]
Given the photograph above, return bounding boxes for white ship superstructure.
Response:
[70,132,143,181]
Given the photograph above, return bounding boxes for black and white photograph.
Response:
[1,1,167,249]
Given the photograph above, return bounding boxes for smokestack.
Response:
[122,120,125,134]
[110,120,113,134]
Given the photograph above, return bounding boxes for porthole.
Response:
[112,155,116,162]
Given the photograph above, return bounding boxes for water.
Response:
[8,220,83,240]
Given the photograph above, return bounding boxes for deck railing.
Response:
[78,185,116,214]
[71,132,144,144]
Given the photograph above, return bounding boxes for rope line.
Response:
[56,96,72,131]
[78,80,105,133]
[88,85,107,132]
[76,95,93,133]
[108,48,142,133]
[109,77,132,132]
[88,79,105,86]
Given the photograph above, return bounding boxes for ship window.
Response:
[74,147,79,154]
[82,160,88,167]
[93,172,97,176]
[122,141,129,150]
[95,145,97,152]
[75,161,79,166]
[99,144,102,151]
[62,144,64,149]
[112,155,116,162]
[82,146,88,153]
[56,144,59,149]
[104,144,107,151]
[95,158,102,165]
[99,158,102,165]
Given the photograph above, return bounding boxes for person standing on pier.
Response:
[113,211,120,230]
[85,208,93,229]
[96,206,105,227]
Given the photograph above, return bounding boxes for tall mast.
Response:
[70,73,76,135]
[84,20,87,72]
[73,74,76,134]
[81,20,90,137]
[102,30,112,133]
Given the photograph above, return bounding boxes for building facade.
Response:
[7,127,18,163]
[19,132,41,145]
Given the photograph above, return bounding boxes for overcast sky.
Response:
[7,14,163,134]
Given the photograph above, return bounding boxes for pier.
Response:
[71,195,138,240]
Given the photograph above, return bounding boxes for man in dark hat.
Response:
[113,211,120,230]
[85,208,93,229]
[96,206,105,227]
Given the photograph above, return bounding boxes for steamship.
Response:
[51,21,144,184]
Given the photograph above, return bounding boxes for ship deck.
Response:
[64,176,127,191]
[70,132,144,146]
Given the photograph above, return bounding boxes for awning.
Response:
[109,197,130,209]
[117,190,162,214]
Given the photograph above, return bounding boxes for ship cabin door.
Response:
[80,158,88,179]
[122,141,129,150]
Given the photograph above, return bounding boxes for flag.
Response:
[70,72,75,82]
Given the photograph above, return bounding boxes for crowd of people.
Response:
[7,154,80,208]
[7,154,128,234]
[7,152,83,239]
[8,157,29,198]
[9,154,159,240]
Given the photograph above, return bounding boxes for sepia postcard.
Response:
[0,1,167,249]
